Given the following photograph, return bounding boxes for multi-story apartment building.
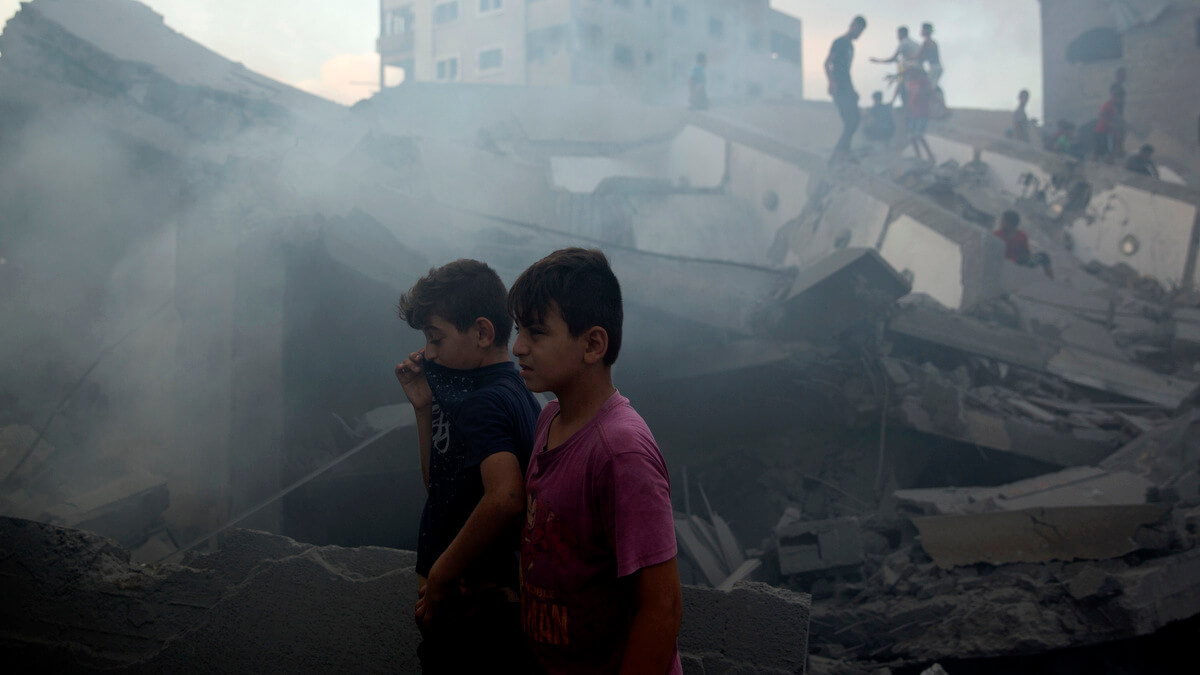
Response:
[377,0,803,101]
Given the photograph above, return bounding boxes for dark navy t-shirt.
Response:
[415,360,541,588]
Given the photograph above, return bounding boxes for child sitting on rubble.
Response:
[508,248,683,674]
[394,259,542,672]
[862,91,896,145]
[993,210,1054,279]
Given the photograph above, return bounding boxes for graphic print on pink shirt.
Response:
[520,392,681,674]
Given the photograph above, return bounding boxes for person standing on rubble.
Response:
[688,52,709,111]
[826,15,868,164]
[916,23,942,89]
[1094,84,1126,163]
[1012,90,1032,143]
[871,26,920,107]
[994,210,1054,279]
[394,259,542,672]
[904,68,936,164]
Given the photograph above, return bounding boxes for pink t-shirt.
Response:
[521,391,681,674]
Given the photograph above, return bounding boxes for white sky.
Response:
[0,0,1043,115]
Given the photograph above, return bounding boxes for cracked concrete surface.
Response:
[0,517,811,673]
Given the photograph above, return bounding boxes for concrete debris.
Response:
[5,1,1200,672]
[771,248,911,341]
[912,503,1168,568]
[889,303,1200,410]
[777,516,866,576]
[0,517,810,674]
[675,507,761,590]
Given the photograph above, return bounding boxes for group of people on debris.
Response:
[393,250,683,672]
[826,16,946,164]
[1012,67,1161,179]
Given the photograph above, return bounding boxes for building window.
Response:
[527,25,565,62]
[671,5,687,26]
[580,22,602,49]
[386,6,415,34]
[434,1,459,25]
[436,56,459,80]
[614,44,634,69]
[770,31,801,63]
[479,47,503,71]
[479,0,502,13]
[1066,28,1122,63]
[709,18,725,39]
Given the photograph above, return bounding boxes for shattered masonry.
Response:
[2,0,1200,673]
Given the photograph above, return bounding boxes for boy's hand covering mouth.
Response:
[395,350,433,411]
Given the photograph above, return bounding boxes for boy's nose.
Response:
[512,334,528,356]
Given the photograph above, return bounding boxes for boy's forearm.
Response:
[429,488,524,585]
[619,598,682,674]
[414,407,432,492]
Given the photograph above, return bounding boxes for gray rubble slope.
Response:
[0,517,812,674]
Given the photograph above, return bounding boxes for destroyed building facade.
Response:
[1039,0,1200,180]
[6,0,1200,672]
[377,0,804,100]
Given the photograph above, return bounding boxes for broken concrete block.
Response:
[913,504,1167,569]
[680,582,812,674]
[777,517,864,576]
[889,305,1200,410]
[1067,565,1121,601]
[772,248,910,341]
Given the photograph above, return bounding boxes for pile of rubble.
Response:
[3,1,1200,672]
[0,516,812,673]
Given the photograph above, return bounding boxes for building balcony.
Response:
[528,0,571,31]
[377,31,415,60]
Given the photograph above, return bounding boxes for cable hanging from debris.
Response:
[154,421,403,565]
[1,292,178,486]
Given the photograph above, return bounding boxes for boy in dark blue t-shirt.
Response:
[395,259,542,672]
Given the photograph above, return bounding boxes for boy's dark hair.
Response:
[922,22,934,34]
[397,259,513,346]
[507,248,623,366]
[852,15,867,29]
[898,26,909,38]
[1002,210,1020,228]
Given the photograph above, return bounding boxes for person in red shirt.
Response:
[509,248,683,675]
[904,68,936,162]
[1094,84,1125,163]
[994,210,1053,278]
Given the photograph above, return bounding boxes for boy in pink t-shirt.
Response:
[507,248,683,674]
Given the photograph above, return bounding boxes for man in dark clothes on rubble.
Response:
[826,15,867,164]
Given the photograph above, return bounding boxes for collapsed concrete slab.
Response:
[912,504,1167,569]
[927,126,1200,290]
[889,304,1200,410]
[777,517,865,576]
[0,516,812,674]
[692,115,1007,311]
[770,248,911,341]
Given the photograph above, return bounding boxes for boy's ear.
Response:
[473,317,496,348]
[581,326,609,365]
